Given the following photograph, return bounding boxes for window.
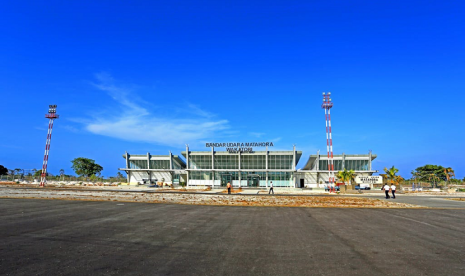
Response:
[241,155,266,170]
[189,155,212,169]
[268,155,292,170]
[149,160,170,169]
[129,160,148,169]
[215,155,238,170]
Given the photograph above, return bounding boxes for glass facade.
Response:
[319,159,369,171]
[319,160,328,170]
[125,151,374,188]
[268,172,292,187]
[269,155,293,170]
[345,160,369,171]
[183,151,298,187]
[189,155,212,169]
[130,160,148,169]
[215,155,238,169]
[241,155,266,170]
[149,160,170,169]
[190,171,213,180]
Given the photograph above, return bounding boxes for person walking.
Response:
[383,183,390,199]
[269,181,274,195]
[227,182,231,194]
[391,183,396,199]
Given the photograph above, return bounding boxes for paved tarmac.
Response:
[1,198,465,276]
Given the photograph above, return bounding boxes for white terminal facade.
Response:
[120,143,377,188]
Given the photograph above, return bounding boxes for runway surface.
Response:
[1,198,464,275]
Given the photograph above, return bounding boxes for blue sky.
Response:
[1,1,464,179]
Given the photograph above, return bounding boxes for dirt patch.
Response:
[445,198,465,201]
[0,187,422,208]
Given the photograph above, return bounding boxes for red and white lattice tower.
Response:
[40,105,59,187]
[322,93,335,192]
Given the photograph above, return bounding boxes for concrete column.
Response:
[186,145,189,169]
[342,152,345,170]
[238,151,241,187]
[369,150,372,171]
[186,145,189,187]
[316,150,320,170]
[292,145,296,188]
[125,151,130,169]
[147,152,151,184]
[125,151,130,183]
[316,150,320,188]
[266,146,269,188]
[211,147,215,187]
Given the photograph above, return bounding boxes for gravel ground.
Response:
[0,187,421,208]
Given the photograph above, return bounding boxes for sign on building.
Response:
[355,176,382,184]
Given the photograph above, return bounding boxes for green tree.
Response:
[8,169,15,181]
[116,171,125,180]
[59,169,65,181]
[383,166,399,184]
[0,165,7,176]
[336,168,356,191]
[413,165,447,182]
[14,168,23,179]
[428,173,440,188]
[71,158,103,179]
[34,169,49,177]
[89,174,98,183]
[394,175,404,185]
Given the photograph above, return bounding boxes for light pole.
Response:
[40,105,59,187]
[322,92,335,192]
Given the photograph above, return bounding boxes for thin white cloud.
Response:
[62,125,79,133]
[83,73,230,146]
[249,132,265,138]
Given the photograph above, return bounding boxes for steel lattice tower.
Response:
[40,105,59,187]
[322,93,335,191]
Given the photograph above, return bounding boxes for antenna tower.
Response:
[322,93,335,192]
[40,105,59,187]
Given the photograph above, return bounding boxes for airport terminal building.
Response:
[120,143,377,188]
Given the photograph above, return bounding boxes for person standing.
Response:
[391,183,396,199]
[227,182,231,194]
[269,181,274,195]
[383,183,390,199]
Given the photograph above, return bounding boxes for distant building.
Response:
[120,145,377,188]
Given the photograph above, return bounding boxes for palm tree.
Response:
[428,173,440,188]
[394,175,404,185]
[336,170,347,192]
[444,167,455,187]
[14,168,22,180]
[383,166,399,185]
[411,170,421,189]
[8,169,15,181]
[347,170,356,189]
[336,168,356,192]
[60,169,65,181]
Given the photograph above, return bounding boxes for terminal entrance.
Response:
[221,173,232,187]
[247,174,260,187]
